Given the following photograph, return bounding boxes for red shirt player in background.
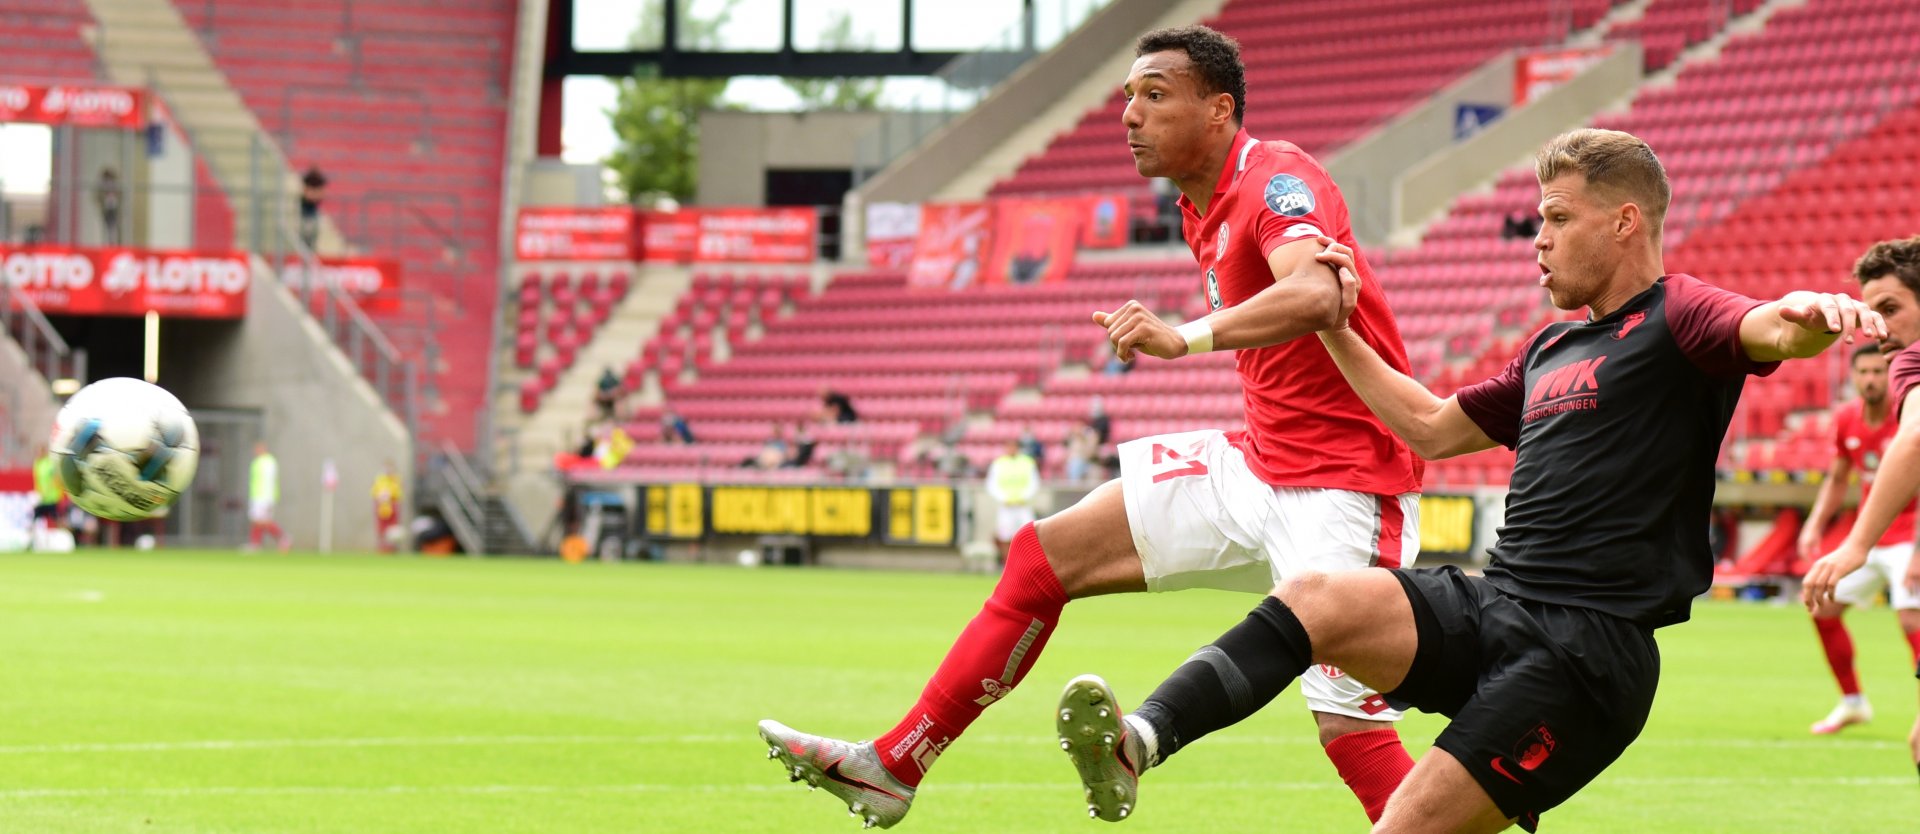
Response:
[759,25,1423,829]
[1805,234,1920,781]
[1798,345,1919,736]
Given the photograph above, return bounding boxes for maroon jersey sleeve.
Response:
[1456,327,1553,450]
[1246,152,1338,258]
[1892,345,1920,420]
[1663,274,1780,378]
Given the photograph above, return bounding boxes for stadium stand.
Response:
[513,268,631,412]
[172,0,516,449]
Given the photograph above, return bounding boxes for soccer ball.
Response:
[49,378,200,522]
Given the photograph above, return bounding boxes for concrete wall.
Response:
[1324,53,1518,245]
[0,332,60,465]
[161,260,412,551]
[696,110,887,206]
[1394,43,1643,241]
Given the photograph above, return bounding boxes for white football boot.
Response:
[758,719,915,829]
[1809,698,1872,735]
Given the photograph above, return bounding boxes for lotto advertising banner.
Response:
[692,207,817,263]
[281,257,403,312]
[907,201,993,290]
[514,207,641,261]
[864,201,921,268]
[983,197,1081,286]
[0,246,251,319]
[1514,46,1611,107]
[0,82,145,129]
[640,210,699,263]
[1081,193,1130,249]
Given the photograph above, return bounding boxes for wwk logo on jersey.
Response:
[1264,174,1316,217]
[1524,356,1607,422]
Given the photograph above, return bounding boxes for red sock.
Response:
[872,523,1067,787]
[1324,728,1414,823]
[1814,617,1861,696]
[249,524,264,547]
[1903,628,1920,666]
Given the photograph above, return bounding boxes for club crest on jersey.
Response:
[1217,222,1229,258]
[1264,173,1316,217]
[1205,267,1222,311]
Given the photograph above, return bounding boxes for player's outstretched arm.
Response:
[1741,291,1886,362]
[1805,396,1920,606]
[1312,239,1497,460]
[1093,238,1342,363]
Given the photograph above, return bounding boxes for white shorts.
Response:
[1118,429,1421,721]
[1833,542,1919,609]
[995,504,1036,542]
[249,500,276,524]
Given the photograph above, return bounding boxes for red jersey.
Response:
[1177,129,1423,496]
[1832,398,1914,546]
[1893,344,1920,421]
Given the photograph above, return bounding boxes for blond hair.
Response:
[1535,128,1671,240]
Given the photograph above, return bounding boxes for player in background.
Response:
[372,460,404,554]
[1058,128,1882,831]
[1798,344,1919,735]
[984,439,1040,565]
[247,441,290,553]
[1804,235,1920,781]
[31,443,64,537]
[759,25,1424,828]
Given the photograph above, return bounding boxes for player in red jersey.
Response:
[759,25,1423,828]
[1799,344,1920,735]
[1805,235,1920,781]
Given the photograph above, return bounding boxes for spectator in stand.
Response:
[298,167,327,251]
[1064,422,1099,484]
[247,442,290,553]
[1017,424,1044,470]
[744,423,789,469]
[819,387,858,424]
[31,443,63,538]
[1087,395,1112,445]
[1102,338,1133,376]
[594,367,622,420]
[372,461,404,554]
[1502,209,1540,240]
[660,408,695,445]
[985,439,1040,564]
[786,421,817,468]
[95,167,122,245]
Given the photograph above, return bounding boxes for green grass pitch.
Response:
[0,549,1915,832]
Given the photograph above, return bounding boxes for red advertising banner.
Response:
[984,198,1081,286]
[907,201,993,290]
[640,210,699,263]
[1081,193,1130,249]
[693,207,817,263]
[1514,46,1610,107]
[0,246,251,319]
[281,257,403,312]
[865,201,921,268]
[0,82,145,129]
[515,207,640,261]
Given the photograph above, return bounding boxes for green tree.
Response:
[781,10,883,111]
[603,0,737,204]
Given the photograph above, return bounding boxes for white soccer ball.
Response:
[49,378,200,522]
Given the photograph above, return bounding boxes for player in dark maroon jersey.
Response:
[761,25,1424,828]
[1798,344,1919,736]
[1805,235,1920,782]
[1061,128,1882,831]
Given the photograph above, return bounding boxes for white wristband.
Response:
[1177,319,1214,354]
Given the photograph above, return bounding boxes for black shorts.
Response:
[1385,566,1660,828]
[33,503,59,521]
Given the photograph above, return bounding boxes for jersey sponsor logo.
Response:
[1205,267,1223,311]
[1263,173,1316,217]
[1614,310,1647,340]
[1217,222,1229,258]
[1524,355,1607,421]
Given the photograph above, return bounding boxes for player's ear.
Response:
[1615,202,1640,241]
[1211,92,1234,126]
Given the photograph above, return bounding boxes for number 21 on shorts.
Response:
[1150,442,1209,483]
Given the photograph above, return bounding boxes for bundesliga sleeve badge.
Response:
[1264,173,1317,217]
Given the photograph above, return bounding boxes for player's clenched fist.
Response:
[1092,300,1186,362]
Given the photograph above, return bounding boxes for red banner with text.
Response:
[640,210,699,263]
[1514,46,1610,107]
[515,207,641,261]
[281,257,403,312]
[984,198,1081,286]
[1,246,251,318]
[0,82,145,129]
[907,202,994,290]
[692,207,817,263]
[1081,193,1130,249]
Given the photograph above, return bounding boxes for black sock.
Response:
[1131,596,1314,765]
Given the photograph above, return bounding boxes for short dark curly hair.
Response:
[1855,235,1920,299]
[1135,25,1246,124]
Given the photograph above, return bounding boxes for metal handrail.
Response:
[0,277,89,385]
[435,440,489,555]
